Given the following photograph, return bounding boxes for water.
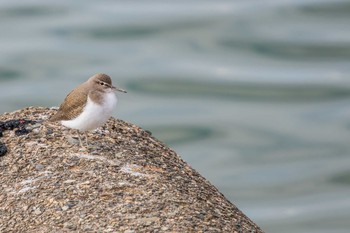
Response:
[1,1,350,232]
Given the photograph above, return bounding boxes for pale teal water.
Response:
[1,1,350,232]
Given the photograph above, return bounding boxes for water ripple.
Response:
[128,78,350,102]
[148,125,214,145]
[0,6,66,18]
[299,1,350,16]
[0,69,20,81]
[219,39,350,60]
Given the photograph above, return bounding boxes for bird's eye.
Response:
[99,82,104,86]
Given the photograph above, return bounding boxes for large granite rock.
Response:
[0,107,263,232]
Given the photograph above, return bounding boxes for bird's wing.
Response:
[49,88,88,122]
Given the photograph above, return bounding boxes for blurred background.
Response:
[1,0,350,232]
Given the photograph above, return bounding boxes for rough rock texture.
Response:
[0,107,263,233]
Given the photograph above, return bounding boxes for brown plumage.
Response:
[49,73,114,122]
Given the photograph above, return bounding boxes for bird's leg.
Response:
[84,132,89,147]
[77,132,84,147]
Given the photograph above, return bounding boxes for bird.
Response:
[49,73,126,147]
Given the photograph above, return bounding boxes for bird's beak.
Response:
[112,85,127,93]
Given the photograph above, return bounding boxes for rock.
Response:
[66,135,79,145]
[35,164,44,171]
[33,208,42,215]
[0,107,264,232]
[124,230,135,233]
[63,222,77,230]
[0,142,7,156]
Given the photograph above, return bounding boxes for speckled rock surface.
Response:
[0,107,263,233]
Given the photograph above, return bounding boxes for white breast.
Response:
[61,92,117,131]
